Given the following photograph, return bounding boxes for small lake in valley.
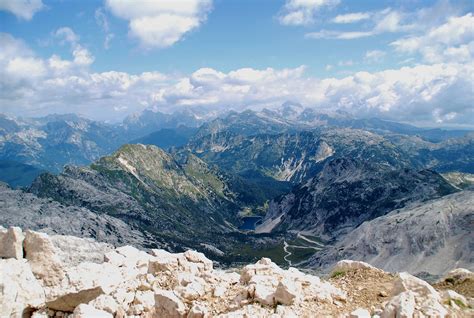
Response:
[239,216,263,230]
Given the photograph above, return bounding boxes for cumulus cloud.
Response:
[105,0,212,49]
[1,32,473,126]
[54,27,95,67]
[332,12,371,24]
[0,0,43,20]
[391,13,474,63]
[278,0,340,26]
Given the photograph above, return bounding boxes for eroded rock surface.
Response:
[1,228,472,317]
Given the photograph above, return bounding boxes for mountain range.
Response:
[0,104,473,274]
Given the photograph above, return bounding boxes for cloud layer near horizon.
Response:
[1,30,473,127]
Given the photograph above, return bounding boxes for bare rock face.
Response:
[0,258,45,318]
[383,272,448,317]
[72,304,112,318]
[23,230,66,287]
[1,227,473,318]
[331,260,379,275]
[153,289,187,318]
[0,226,24,259]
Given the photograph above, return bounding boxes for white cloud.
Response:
[95,7,115,49]
[106,0,212,49]
[391,13,474,63]
[0,0,43,20]
[365,50,386,63]
[337,60,353,66]
[50,27,95,69]
[55,27,80,45]
[1,32,473,126]
[332,12,371,24]
[306,30,373,39]
[278,0,340,26]
[307,8,416,40]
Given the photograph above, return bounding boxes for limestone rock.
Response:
[23,230,65,286]
[88,295,119,314]
[72,304,113,318]
[382,291,416,318]
[184,250,213,271]
[393,272,438,298]
[440,289,468,309]
[442,268,473,282]
[154,289,187,318]
[274,278,300,305]
[0,226,24,259]
[0,258,46,318]
[349,308,371,318]
[50,234,113,267]
[46,262,123,311]
[187,303,208,318]
[388,273,448,317]
[331,260,378,275]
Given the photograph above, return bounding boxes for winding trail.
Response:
[283,241,292,266]
[297,233,325,247]
[283,233,326,267]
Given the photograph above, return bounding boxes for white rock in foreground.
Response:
[0,227,472,318]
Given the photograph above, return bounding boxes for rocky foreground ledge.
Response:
[1,227,473,318]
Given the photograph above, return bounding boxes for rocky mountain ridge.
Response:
[257,157,456,239]
[2,106,471,185]
[310,190,474,276]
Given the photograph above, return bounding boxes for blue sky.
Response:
[0,0,473,126]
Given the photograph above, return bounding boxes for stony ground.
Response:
[1,226,473,318]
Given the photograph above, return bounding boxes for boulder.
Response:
[23,230,65,286]
[0,258,45,318]
[72,304,113,318]
[393,272,439,300]
[187,303,208,318]
[154,289,187,318]
[440,289,468,308]
[132,290,155,312]
[274,278,300,305]
[46,262,124,311]
[253,283,276,306]
[331,260,378,275]
[442,268,473,282]
[0,226,24,259]
[389,273,449,317]
[50,234,113,266]
[88,294,119,314]
[115,245,152,269]
[149,249,182,273]
[349,308,371,318]
[240,258,283,284]
[382,291,416,318]
[184,250,213,271]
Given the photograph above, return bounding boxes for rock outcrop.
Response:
[1,228,472,317]
[311,190,474,276]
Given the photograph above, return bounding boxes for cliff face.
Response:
[258,158,456,239]
[310,190,474,276]
[1,228,473,318]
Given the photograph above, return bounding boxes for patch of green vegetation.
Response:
[331,271,346,278]
[233,242,287,265]
[286,246,318,264]
[445,298,468,309]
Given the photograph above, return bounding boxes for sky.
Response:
[0,0,473,127]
